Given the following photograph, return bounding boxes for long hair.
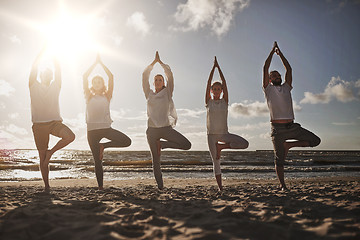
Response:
[90,75,107,95]
[154,74,166,89]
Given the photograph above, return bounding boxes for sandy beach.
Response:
[0,177,359,239]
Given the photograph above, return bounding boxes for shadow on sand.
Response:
[0,180,359,239]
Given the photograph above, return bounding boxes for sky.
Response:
[0,0,359,151]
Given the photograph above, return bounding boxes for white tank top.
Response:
[29,81,62,123]
[264,83,294,121]
[86,95,112,131]
[147,88,177,128]
[206,98,228,134]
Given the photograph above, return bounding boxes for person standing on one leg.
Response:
[206,56,249,191]
[83,54,131,190]
[29,47,75,192]
[142,51,191,190]
[263,42,321,191]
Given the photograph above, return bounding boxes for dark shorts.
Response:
[271,122,321,167]
[32,121,71,151]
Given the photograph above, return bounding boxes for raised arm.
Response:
[53,57,61,87]
[205,59,216,105]
[29,47,46,87]
[83,58,97,100]
[215,57,228,104]
[153,51,174,94]
[142,53,157,99]
[263,42,277,89]
[276,44,292,87]
[98,55,114,101]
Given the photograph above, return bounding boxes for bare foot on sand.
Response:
[99,143,104,161]
[44,186,50,193]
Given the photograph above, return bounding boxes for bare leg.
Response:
[216,142,230,160]
[275,165,287,191]
[215,174,223,191]
[38,150,50,192]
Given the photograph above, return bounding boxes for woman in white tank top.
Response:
[83,54,131,190]
[142,51,191,190]
[205,57,249,191]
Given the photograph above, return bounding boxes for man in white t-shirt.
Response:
[263,42,321,191]
[29,47,75,192]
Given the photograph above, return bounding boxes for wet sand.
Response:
[0,177,359,239]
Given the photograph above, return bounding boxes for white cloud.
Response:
[6,124,28,135]
[112,35,123,47]
[177,108,206,118]
[229,100,301,118]
[0,80,15,97]
[332,122,357,126]
[63,113,86,131]
[355,79,360,88]
[229,101,268,117]
[8,113,19,120]
[9,35,21,44]
[111,109,147,121]
[300,76,359,104]
[259,132,271,139]
[230,121,269,131]
[171,0,250,37]
[126,12,151,36]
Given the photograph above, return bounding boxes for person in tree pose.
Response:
[263,42,321,190]
[29,47,75,192]
[205,56,249,191]
[83,54,131,190]
[142,51,191,190]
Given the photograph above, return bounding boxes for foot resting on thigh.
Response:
[283,141,291,161]
[44,149,54,165]
[216,142,230,160]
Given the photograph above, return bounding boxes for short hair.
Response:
[270,70,280,76]
[211,81,223,89]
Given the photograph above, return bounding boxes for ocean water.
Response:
[0,150,359,182]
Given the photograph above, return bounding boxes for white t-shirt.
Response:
[86,95,112,131]
[29,81,62,123]
[206,98,228,134]
[263,83,294,121]
[142,64,177,128]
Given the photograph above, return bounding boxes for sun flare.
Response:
[41,10,99,61]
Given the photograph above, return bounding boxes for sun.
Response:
[40,10,99,61]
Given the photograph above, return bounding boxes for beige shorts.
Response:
[32,121,71,150]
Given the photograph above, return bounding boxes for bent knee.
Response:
[67,132,76,143]
[243,140,249,149]
[125,138,132,147]
[183,140,191,150]
[310,136,321,147]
